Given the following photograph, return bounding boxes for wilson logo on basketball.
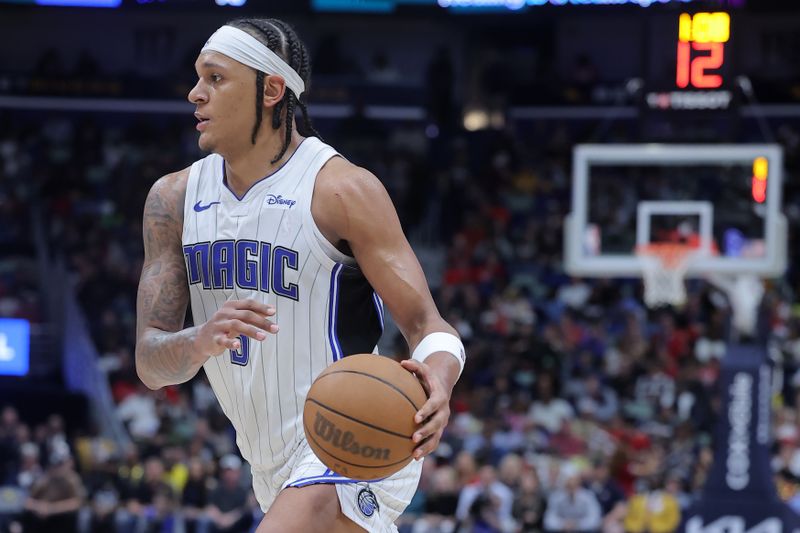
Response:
[313,412,391,460]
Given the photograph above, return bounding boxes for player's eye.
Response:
[210,73,222,83]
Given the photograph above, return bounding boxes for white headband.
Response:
[201,25,305,97]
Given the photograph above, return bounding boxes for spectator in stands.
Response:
[141,486,179,533]
[86,479,120,533]
[512,468,547,532]
[181,457,210,533]
[414,464,460,532]
[0,406,21,485]
[664,475,692,511]
[586,461,625,519]
[161,445,189,496]
[630,359,676,422]
[118,456,172,533]
[453,449,479,487]
[116,382,160,440]
[21,441,85,533]
[543,465,602,533]
[602,501,628,533]
[528,374,575,435]
[42,415,69,462]
[548,421,589,459]
[574,375,619,423]
[204,454,253,533]
[456,463,515,532]
[15,442,42,490]
[661,423,698,482]
[623,477,681,533]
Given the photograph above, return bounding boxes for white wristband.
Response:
[411,332,465,376]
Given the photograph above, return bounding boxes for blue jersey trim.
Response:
[328,263,344,362]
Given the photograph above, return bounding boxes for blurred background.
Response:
[1,0,800,531]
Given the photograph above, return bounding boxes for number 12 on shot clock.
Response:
[676,12,730,90]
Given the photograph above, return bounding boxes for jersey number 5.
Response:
[230,335,250,366]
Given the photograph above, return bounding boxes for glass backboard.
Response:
[564,144,786,278]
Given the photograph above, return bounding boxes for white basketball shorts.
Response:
[250,437,423,532]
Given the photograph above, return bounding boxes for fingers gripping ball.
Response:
[303,354,427,480]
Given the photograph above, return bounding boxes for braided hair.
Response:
[227,18,321,164]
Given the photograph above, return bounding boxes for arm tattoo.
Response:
[135,171,204,389]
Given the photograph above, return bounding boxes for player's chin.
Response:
[197,134,214,152]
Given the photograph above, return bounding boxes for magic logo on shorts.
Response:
[357,487,379,517]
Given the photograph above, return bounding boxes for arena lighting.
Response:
[437,0,695,8]
[30,0,246,5]
[35,0,120,5]
[313,0,697,11]
[0,318,30,377]
[463,109,490,131]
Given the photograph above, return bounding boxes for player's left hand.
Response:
[400,358,451,460]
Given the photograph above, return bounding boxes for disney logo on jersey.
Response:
[265,194,296,209]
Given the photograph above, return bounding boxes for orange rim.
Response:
[635,243,699,269]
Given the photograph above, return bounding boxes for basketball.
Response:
[303,354,427,480]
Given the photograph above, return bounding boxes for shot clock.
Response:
[676,12,729,90]
[646,11,735,112]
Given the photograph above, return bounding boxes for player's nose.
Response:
[188,80,208,105]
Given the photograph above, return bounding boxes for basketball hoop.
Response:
[636,243,701,308]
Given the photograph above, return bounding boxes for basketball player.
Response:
[134,18,465,533]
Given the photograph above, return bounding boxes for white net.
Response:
[637,244,698,308]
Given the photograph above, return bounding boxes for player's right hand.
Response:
[194,299,278,356]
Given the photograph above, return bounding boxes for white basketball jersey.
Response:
[181,137,385,470]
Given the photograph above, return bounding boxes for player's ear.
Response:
[262,75,286,109]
